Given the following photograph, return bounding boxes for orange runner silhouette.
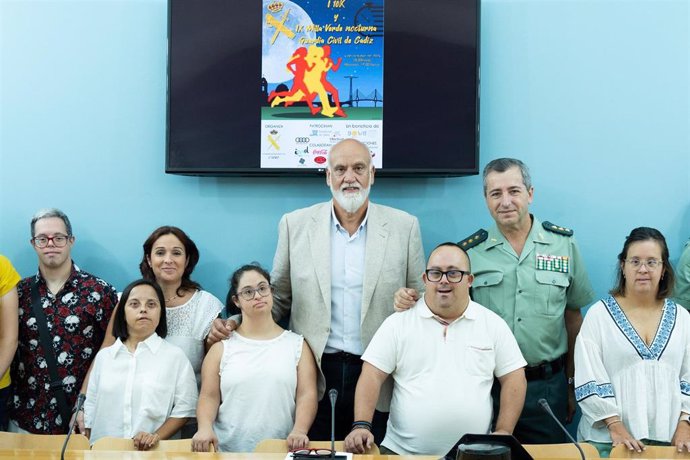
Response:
[269,45,347,118]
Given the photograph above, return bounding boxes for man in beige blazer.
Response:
[272,138,425,443]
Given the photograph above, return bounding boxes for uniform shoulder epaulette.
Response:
[458,229,488,250]
[542,221,574,236]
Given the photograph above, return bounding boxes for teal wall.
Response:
[1,0,689,308]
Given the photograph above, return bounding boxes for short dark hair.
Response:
[225,263,271,316]
[139,226,201,297]
[482,158,532,196]
[31,208,73,237]
[610,227,675,299]
[112,279,168,341]
[430,242,471,272]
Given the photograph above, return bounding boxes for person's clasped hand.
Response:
[132,431,160,451]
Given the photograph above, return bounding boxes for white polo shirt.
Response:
[362,298,526,456]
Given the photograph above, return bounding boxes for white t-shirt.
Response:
[165,290,223,386]
[214,330,304,452]
[575,296,690,443]
[84,334,198,444]
[362,298,526,456]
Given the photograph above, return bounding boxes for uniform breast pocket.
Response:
[465,343,495,378]
[535,271,570,316]
[471,272,504,310]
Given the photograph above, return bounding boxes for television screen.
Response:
[167,0,479,177]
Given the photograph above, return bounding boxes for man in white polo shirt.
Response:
[344,242,527,456]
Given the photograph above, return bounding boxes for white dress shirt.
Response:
[326,205,368,354]
[84,334,197,444]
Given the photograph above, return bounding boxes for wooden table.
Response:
[5,452,684,460]
[0,452,439,460]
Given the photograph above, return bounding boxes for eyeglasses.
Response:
[625,258,663,269]
[32,234,71,248]
[425,269,470,283]
[236,284,273,301]
[291,449,334,459]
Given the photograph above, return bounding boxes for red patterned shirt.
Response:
[11,263,117,434]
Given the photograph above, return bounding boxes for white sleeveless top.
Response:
[214,330,303,452]
[165,290,223,387]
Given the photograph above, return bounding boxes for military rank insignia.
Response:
[536,254,570,273]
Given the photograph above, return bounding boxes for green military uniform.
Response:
[460,215,595,443]
[674,240,690,309]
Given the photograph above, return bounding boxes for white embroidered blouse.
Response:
[575,296,690,443]
[165,290,223,386]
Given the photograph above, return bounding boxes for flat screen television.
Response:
[166,0,480,177]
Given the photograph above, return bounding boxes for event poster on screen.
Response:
[260,0,384,169]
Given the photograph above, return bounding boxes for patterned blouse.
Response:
[11,263,117,434]
[575,295,690,443]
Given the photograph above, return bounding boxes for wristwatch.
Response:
[679,414,690,425]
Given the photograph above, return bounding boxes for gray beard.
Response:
[332,185,370,213]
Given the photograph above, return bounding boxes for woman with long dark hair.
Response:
[575,227,690,455]
[139,226,223,386]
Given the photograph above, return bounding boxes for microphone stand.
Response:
[538,398,585,460]
[61,393,86,460]
[329,389,338,460]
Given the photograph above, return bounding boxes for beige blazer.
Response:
[271,201,425,410]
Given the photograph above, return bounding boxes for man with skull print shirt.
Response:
[9,209,118,434]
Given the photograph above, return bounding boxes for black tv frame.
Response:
[166,0,480,178]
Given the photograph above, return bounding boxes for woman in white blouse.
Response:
[575,227,690,456]
[192,264,318,453]
[84,279,197,449]
[139,226,223,385]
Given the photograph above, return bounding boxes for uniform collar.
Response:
[486,215,554,248]
[527,216,555,245]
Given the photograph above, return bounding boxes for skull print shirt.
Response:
[11,263,118,434]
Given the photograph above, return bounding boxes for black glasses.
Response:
[425,269,470,283]
[236,284,273,301]
[291,449,334,459]
[32,234,71,248]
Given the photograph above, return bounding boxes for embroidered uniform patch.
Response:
[536,254,569,273]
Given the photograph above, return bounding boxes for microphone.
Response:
[537,398,584,460]
[61,393,86,460]
[329,389,338,459]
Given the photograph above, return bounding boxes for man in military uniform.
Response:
[395,158,594,443]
